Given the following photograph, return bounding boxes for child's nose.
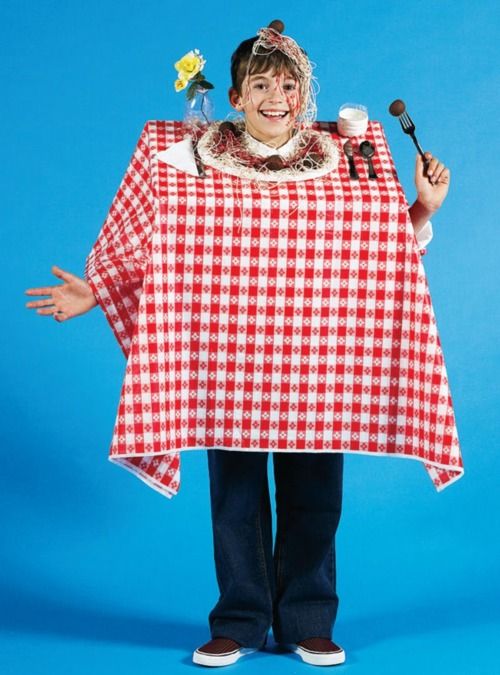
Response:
[267,84,285,100]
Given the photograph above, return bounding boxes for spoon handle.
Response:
[367,158,377,180]
[348,155,359,180]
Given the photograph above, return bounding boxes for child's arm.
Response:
[409,151,450,233]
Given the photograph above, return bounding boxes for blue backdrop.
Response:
[2,1,499,673]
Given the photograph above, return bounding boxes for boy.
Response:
[192,21,450,668]
[25,19,454,669]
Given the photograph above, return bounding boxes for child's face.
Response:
[229,67,301,147]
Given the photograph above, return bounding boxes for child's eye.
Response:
[251,80,297,92]
[254,82,297,91]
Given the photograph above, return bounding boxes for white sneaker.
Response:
[283,637,346,666]
[193,637,258,667]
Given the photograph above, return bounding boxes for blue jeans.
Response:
[206,449,344,648]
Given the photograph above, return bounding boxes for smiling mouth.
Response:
[259,110,289,119]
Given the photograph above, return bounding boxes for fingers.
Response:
[428,159,449,184]
[26,296,70,318]
[36,306,57,316]
[24,277,68,318]
[426,155,441,183]
[36,306,68,320]
[25,286,57,296]
[439,167,451,184]
[416,152,429,175]
[25,264,73,306]
[25,264,72,297]
[52,265,75,283]
[25,297,55,309]
[418,152,449,184]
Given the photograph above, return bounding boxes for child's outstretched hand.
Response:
[415,151,451,214]
[25,265,97,322]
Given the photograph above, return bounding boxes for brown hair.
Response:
[230,36,305,94]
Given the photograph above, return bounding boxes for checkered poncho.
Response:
[84,120,463,498]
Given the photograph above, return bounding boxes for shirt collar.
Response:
[242,130,299,158]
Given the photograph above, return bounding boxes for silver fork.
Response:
[398,111,429,171]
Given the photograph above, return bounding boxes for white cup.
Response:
[337,103,369,137]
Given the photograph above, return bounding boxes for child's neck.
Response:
[245,128,297,150]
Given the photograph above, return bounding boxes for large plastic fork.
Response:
[398,111,429,170]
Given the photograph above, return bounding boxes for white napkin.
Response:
[156,137,200,177]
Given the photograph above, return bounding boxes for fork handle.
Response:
[193,140,207,178]
[409,132,430,171]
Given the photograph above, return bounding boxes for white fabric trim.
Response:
[109,445,464,495]
[197,124,339,182]
[414,219,433,248]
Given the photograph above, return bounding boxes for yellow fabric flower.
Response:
[174,50,205,82]
[174,77,188,92]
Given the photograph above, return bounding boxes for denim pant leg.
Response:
[271,452,344,644]
[207,449,275,648]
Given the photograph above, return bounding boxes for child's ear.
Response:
[228,87,243,110]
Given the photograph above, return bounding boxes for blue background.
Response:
[2,0,499,673]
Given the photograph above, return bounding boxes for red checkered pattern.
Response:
[85,120,463,498]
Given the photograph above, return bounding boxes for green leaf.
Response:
[198,80,214,89]
[186,83,197,100]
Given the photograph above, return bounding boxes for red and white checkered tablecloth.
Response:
[84,120,463,498]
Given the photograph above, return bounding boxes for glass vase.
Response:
[184,86,214,128]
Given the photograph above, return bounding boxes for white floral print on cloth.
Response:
[85,120,463,499]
